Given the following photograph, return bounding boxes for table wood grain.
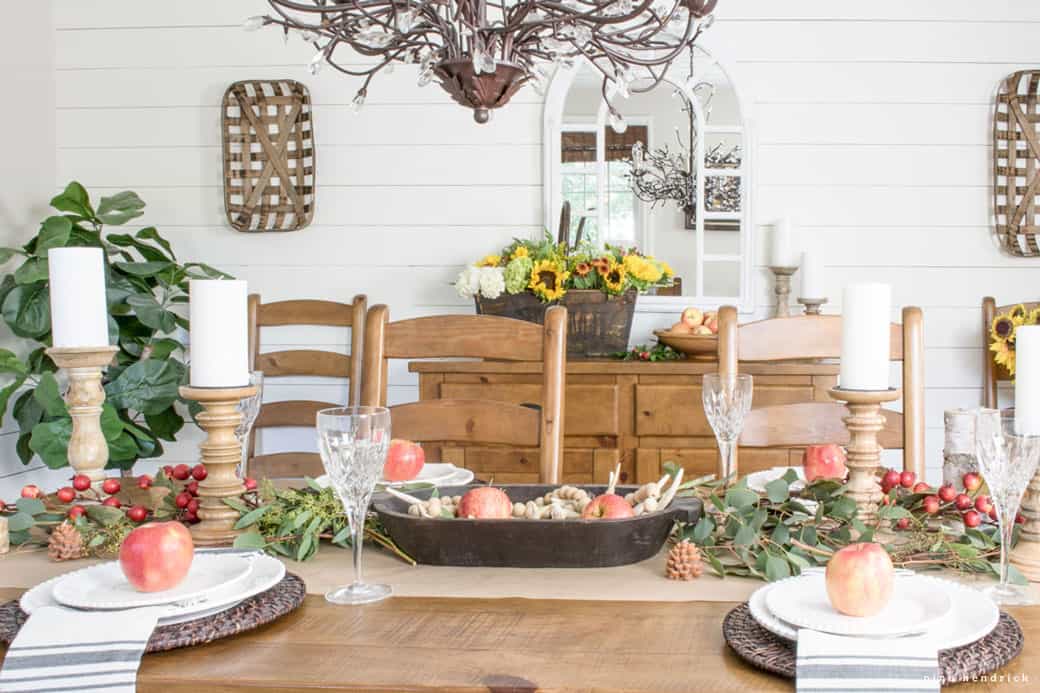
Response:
[0,589,1036,692]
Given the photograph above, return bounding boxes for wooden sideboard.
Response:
[410,359,842,485]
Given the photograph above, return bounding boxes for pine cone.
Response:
[665,540,703,581]
[48,522,86,561]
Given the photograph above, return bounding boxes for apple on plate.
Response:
[119,521,194,592]
[680,307,704,328]
[669,321,693,335]
[581,493,635,519]
[383,439,425,482]
[802,444,848,481]
[825,542,894,617]
[457,487,513,519]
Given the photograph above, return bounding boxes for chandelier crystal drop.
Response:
[255,0,719,123]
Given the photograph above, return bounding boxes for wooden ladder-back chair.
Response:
[716,306,925,480]
[361,306,567,484]
[982,296,1037,408]
[245,294,367,479]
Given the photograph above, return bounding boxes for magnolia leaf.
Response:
[233,528,267,550]
[14,258,48,285]
[0,348,28,375]
[34,372,66,417]
[0,374,27,421]
[112,261,172,277]
[7,512,35,532]
[765,478,789,503]
[96,191,145,226]
[34,216,73,256]
[105,358,184,415]
[0,248,23,267]
[144,406,184,441]
[50,181,94,218]
[1,282,50,338]
[16,497,46,516]
[29,418,72,468]
[106,431,140,463]
[85,504,124,527]
[15,431,33,465]
[126,293,176,333]
[105,233,168,263]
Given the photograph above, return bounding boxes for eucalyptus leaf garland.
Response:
[670,463,1026,585]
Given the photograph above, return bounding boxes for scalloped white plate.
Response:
[749,573,999,649]
[51,553,252,610]
[746,467,805,494]
[24,553,284,625]
[765,573,951,638]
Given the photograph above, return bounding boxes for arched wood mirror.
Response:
[543,43,752,312]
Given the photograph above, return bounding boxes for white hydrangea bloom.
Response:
[478,267,506,299]
[454,266,481,298]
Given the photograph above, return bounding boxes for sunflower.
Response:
[477,254,502,268]
[603,260,627,294]
[529,259,569,302]
[992,314,1016,344]
[510,246,530,261]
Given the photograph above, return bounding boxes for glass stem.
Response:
[718,439,736,483]
[999,505,1014,589]
[351,506,366,586]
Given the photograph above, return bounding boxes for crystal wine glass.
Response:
[974,408,1040,605]
[317,406,392,605]
[702,374,753,483]
[235,371,264,477]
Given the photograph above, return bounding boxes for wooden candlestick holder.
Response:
[768,266,798,318]
[828,387,901,526]
[180,385,257,546]
[797,297,828,316]
[46,346,119,486]
[1012,471,1040,582]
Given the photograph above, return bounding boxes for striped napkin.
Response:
[0,604,163,693]
[796,629,940,692]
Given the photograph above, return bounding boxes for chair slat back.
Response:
[717,305,924,479]
[245,294,367,480]
[362,305,567,483]
[982,297,1040,407]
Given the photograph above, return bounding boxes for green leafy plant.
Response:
[228,478,415,564]
[613,343,683,362]
[0,182,231,472]
[672,465,1026,584]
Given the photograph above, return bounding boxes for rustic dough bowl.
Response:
[654,330,717,359]
[373,484,703,568]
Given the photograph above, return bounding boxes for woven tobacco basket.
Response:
[222,80,315,232]
[994,70,1040,256]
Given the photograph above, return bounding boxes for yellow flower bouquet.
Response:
[990,304,1040,376]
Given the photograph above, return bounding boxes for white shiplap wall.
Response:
[3,0,1039,495]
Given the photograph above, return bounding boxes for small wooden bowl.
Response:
[654,330,718,360]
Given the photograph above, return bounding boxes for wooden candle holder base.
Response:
[797,297,828,316]
[828,387,901,528]
[1012,470,1040,582]
[46,346,119,486]
[769,266,798,318]
[180,385,257,547]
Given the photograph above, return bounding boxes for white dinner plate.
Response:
[749,573,999,649]
[51,553,252,610]
[317,462,473,489]
[23,552,286,626]
[765,573,952,637]
[746,466,805,494]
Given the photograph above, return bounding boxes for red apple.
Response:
[954,493,973,511]
[456,487,512,519]
[680,307,704,328]
[825,542,894,617]
[383,439,425,482]
[668,321,693,335]
[119,521,194,592]
[912,482,930,494]
[582,493,636,519]
[802,444,848,481]
[962,472,982,492]
[974,495,993,514]
[962,510,982,528]
[899,471,916,489]
[703,311,719,334]
[881,469,901,489]
[922,495,940,514]
[938,484,957,503]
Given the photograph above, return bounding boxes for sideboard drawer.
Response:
[440,383,620,436]
[635,384,814,436]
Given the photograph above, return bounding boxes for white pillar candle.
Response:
[1015,325,1040,435]
[769,218,796,267]
[48,247,109,348]
[839,283,891,391]
[800,251,824,299]
[188,280,249,387]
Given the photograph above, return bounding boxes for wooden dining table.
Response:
[1,550,1038,692]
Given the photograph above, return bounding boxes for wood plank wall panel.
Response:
[2,1,1034,494]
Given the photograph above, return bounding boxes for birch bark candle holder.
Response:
[179,385,257,546]
[768,266,798,319]
[828,387,901,526]
[46,346,119,486]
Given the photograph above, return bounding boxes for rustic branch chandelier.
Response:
[247,0,719,123]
